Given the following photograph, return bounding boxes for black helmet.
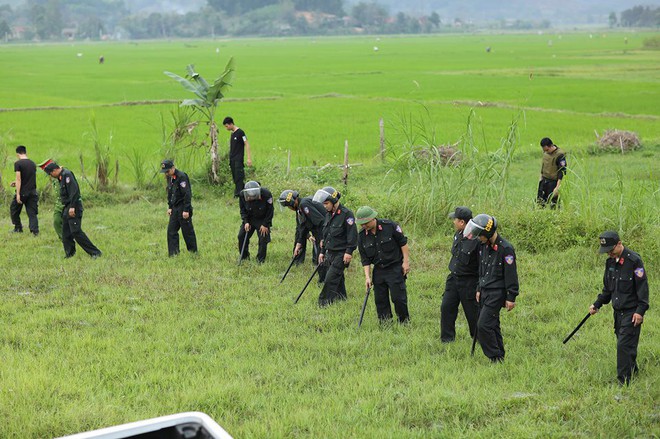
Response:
[464,214,497,240]
[242,181,261,201]
[312,186,340,204]
[278,189,299,207]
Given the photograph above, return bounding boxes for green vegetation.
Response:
[0,33,658,438]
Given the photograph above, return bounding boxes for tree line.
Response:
[0,0,657,42]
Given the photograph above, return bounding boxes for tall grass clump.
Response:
[159,106,212,185]
[0,130,10,199]
[385,107,521,232]
[85,112,114,191]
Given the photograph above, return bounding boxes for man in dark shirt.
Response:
[464,214,519,362]
[537,137,567,208]
[357,206,410,323]
[589,231,649,385]
[10,145,39,235]
[223,116,253,198]
[314,186,358,307]
[239,181,273,263]
[278,189,327,281]
[43,162,101,258]
[160,159,197,257]
[441,206,479,342]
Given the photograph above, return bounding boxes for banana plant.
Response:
[164,57,235,184]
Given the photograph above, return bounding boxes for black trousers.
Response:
[477,289,506,360]
[10,190,39,233]
[230,160,245,198]
[318,251,348,306]
[238,222,270,262]
[373,264,409,322]
[614,309,641,385]
[62,208,101,257]
[167,208,197,256]
[441,274,479,341]
[537,178,559,208]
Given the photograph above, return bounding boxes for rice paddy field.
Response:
[0,32,659,438]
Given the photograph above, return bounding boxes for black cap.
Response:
[540,137,553,147]
[43,162,59,174]
[160,159,174,173]
[449,206,472,221]
[598,231,620,253]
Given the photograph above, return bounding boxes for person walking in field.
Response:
[441,206,479,342]
[43,162,102,258]
[10,145,39,235]
[588,231,649,385]
[356,206,410,323]
[537,137,566,208]
[160,159,197,257]
[239,181,273,263]
[38,159,64,240]
[464,214,519,363]
[223,116,253,198]
[314,186,358,307]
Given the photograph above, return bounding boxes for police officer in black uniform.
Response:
[239,181,273,263]
[278,189,327,281]
[356,206,410,323]
[43,162,102,258]
[464,214,519,362]
[537,137,567,208]
[441,206,479,342]
[161,159,197,257]
[314,186,358,307]
[589,231,649,385]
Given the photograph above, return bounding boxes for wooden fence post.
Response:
[342,139,349,185]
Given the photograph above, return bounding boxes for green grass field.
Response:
[1,33,659,438]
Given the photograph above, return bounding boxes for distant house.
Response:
[11,25,31,39]
[62,27,77,40]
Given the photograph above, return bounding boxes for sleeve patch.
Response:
[180,181,187,188]
[242,136,247,142]
[346,217,354,226]
[267,197,273,204]
[505,255,515,265]
[303,206,310,214]
[559,159,566,167]
[65,176,71,183]
[396,225,402,233]
[635,267,645,278]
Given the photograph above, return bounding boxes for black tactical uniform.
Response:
[319,204,358,306]
[58,168,102,258]
[358,219,409,322]
[238,188,274,263]
[441,230,479,341]
[593,248,649,385]
[537,146,566,208]
[295,197,327,280]
[167,169,197,256]
[476,235,519,361]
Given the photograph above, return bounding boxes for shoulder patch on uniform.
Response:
[65,176,70,183]
[396,225,402,233]
[346,217,354,226]
[304,206,310,214]
[378,224,382,230]
[559,159,566,167]
[505,255,514,265]
[180,181,187,188]
[267,197,273,204]
[635,267,645,278]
